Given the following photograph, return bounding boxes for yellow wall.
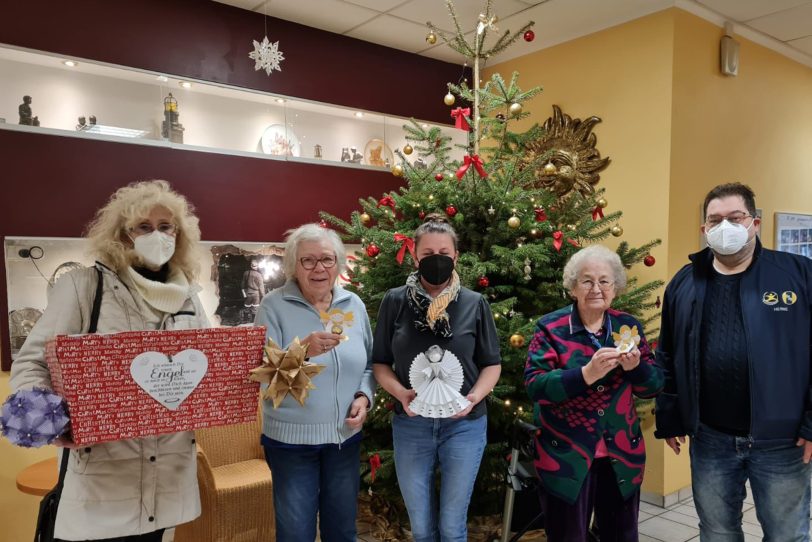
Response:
[668,9,812,271]
[488,7,812,498]
[0,371,57,542]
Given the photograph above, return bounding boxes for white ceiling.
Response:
[215,0,812,68]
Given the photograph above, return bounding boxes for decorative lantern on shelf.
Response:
[161,93,185,144]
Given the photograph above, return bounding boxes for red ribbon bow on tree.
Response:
[552,231,580,252]
[450,107,471,131]
[591,206,604,220]
[377,195,396,211]
[552,230,564,252]
[394,233,416,264]
[455,154,488,180]
[369,453,381,483]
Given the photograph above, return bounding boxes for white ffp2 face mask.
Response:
[132,231,176,268]
[705,220,752,256]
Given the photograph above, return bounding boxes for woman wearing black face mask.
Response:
[372,214,502,542]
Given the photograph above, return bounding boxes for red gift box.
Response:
[46,326,265,446]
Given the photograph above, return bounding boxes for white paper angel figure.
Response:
[408,345,471,418]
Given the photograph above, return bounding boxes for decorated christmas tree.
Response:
[322,0,662,536]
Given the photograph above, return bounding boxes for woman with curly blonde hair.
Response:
[11,179,209,542]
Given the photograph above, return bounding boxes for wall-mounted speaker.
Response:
[720,30,739,76]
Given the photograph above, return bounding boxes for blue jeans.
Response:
[263,438,361,542]
[690,423,811,541]
[392,414,487,542]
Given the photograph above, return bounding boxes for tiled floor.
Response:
[358,482,812,542]
[168,483,811,541]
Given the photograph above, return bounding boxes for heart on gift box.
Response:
[130,349,208,410]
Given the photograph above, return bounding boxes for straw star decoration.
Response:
[249,337,324,407]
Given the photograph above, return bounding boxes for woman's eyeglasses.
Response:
[299,256,337,270]
[130,223,177,236]
[577,279,614,291]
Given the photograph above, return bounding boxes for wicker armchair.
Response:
[174,417,275,542]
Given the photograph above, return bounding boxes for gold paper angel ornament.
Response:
[320,308,354,338]
[249,337,325,408]
[612,324,641,353]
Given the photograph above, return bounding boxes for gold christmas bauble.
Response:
[426,32,437,45]
[543,162,557,175]
[529,228,542,239]
[403,144,413,155]
[392,164,404,177]
[444,92,455,106]
[597,197,608,209]
[509,102,522,116]
[507,216,521,229]
[611,225,624,237]
[566,224,576,232]
[509,333,526,348]
[360,212,371,226]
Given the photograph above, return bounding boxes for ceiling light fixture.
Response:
[156,75,169,82]
[354,112,364,118]
[179,81,192,89]
[62,60,77,67]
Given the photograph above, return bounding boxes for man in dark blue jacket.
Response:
[655,182,812,541]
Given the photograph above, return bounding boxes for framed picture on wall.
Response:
[775,212,812,259]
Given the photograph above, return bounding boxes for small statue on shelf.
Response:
[314,144,323,159]
[349,146,363,163]
[368,145,385,167]
[340,147,350,162]
[18,96,39,126]
[161,93,185,143]
[413,157,427,170]
[76,116,88,131]
[88,115,97,126]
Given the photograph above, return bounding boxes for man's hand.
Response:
[796,438,812,464]
[666,436,686,455]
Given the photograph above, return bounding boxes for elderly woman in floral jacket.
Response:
[524,245,663,542]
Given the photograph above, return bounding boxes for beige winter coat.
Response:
[10,263,209,541]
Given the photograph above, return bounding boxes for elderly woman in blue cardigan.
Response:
[255,223,375,542]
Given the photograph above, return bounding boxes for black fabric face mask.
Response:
[418,254,455,286]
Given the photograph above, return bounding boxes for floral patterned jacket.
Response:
[524,304,664,504]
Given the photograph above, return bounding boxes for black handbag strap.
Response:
[55,447,70,489]
[88,265,103,334]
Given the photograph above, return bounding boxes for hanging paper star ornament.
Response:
[249,36,285,76]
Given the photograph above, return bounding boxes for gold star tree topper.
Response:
[249,337,325,408]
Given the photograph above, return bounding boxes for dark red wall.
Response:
[0,0,464,369]
[0,0,458,122]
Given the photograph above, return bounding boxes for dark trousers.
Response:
[56,530,165,542]
[543,458,639,542]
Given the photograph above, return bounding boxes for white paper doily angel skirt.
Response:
[408,347,471,418]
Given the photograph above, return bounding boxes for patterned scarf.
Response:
[405,271,460,338]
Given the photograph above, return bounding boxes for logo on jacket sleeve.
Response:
[782,291,797,305]
[762,291,778,305]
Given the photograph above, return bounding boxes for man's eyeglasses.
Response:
[131,223,177,236]
[577,279,614,291]
[299,256,337,270]
[704,212,753,228]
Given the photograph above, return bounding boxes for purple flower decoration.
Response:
[1,388,70,448]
